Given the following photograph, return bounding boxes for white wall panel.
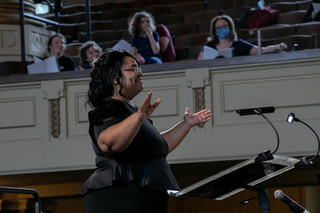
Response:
[1,58,320,174]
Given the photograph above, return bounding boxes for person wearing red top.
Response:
[156,24,176,62]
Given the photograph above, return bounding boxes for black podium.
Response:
[168,150,306,213]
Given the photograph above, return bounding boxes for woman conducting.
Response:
[198,15,288,60]
[79,50,212,213]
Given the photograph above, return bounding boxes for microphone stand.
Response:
[254,109,280,155]
[287,112,320,167]
[243,185,270,213]
[236,106,277,213]
[236,106,279,155]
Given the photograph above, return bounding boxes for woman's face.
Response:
[215,19,229,33]
[86,46,100,65]
[50,36,65,56]
[140,17,150,31]
[215,19,231,40]
[119,56,143,99]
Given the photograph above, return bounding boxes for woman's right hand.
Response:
[143,26,152,36]
[137,91,161,121]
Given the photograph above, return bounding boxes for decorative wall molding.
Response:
[0,24,53,62]
[50,99,60,138]
[42,80,65,139]
[0,58,320,175]
[186,68,210,128]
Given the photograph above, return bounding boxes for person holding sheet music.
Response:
[78,50,212,213]
[302,0,320,23]
[47,33,75,71]
[197,15,288,60]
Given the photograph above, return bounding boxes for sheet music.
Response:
[27,56,59,74]
[112,39,131,53]
[203,46,234,59]
[313,3,320,12]
[203,46,219,59]
[43,57,59,73]
[27,62,44,74]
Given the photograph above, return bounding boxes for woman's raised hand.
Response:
[143,26,152,35]
[183,107,212,127]
[137,91,161,121]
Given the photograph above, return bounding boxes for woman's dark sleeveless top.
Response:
[79,98,179,195]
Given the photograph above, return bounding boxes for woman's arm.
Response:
[197,51,204,60]
[161,108,212,153]
[97,91,161,153]
[250,42,287,55]
[130,46,137,57]
[145,27,160,54]
[159,36,170,53]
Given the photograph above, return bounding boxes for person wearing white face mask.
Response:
[197,15,288,60]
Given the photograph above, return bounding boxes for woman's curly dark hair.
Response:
[129,11,156,36]
[86,50,136,108]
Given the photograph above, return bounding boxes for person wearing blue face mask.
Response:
[198,15,288,60]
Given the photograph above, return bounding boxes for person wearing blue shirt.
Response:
[129,11,162,64]
[198,15,288,60]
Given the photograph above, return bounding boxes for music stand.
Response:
[168,150,307,213]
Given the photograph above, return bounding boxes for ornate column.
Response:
[0,0,54,62]
[42,80,65,139]
[186,67,211,128]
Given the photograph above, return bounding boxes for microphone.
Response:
[274,190,310,213]
[236,106,275,116]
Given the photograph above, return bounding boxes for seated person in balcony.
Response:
[156,24,176,63]
[302,0,320,23]
[47,33,75,71]
[129,11,162,64]
[128,13,176,63]
[197,15,287,60]
[77,41,102,70]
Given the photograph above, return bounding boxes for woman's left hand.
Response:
[183,107,212,127]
